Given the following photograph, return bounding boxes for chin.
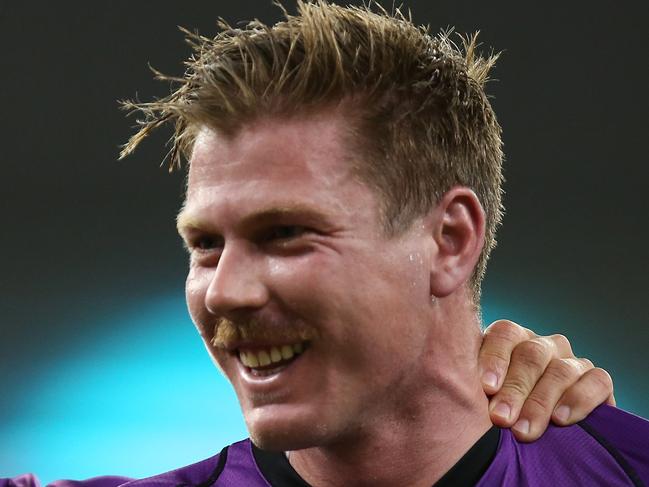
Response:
[245,409,333,452]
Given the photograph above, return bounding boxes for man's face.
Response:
[180,111,436,451]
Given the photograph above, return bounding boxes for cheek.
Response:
[337,257,431,358]
[185,266,211,335]
[267,254,331,301]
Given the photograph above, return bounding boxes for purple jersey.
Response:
[4,405,649,486]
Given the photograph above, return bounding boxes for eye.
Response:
[188,234,224,252]
[265,225,309,242]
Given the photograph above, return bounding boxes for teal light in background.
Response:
[0,294,247,484]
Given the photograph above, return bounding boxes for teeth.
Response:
[258,350,271,367]
[239,350,259,368]
[270,346,282,363]
[239,342,306,369]
[249,352,259,368]
[281,345,294,360]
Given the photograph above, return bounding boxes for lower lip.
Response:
[236,350,306,392]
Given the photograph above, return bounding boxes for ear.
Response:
[428,187,486,297]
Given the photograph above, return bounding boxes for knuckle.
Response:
[578,357,594,369]
[549,334,573,355]
[485,320,528,342]
[481,348,512,364]
[500,376,532,400]
[512,339,551,370]
[588,367,614,392]
[520,393,552,416]
[544,358,581,383]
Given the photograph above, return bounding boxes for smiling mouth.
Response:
[238,342,308,377]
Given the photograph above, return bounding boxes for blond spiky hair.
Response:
[121,0,504,301]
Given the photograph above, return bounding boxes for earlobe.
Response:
[428,187,486,297]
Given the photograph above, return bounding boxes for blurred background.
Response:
[1,0,647,483]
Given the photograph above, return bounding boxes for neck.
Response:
[288,296,492,487]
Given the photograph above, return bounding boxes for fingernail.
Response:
[482,371,499,388]
[554,405,570,422]
[492,402,511,420]
[513,419,530,435]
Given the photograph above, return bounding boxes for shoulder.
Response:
[120,442,233,487]
[478,405,649,487]
[578,404,649,484]
[122,438,271,487]
[0,439,257,487]
[0,475,133,487]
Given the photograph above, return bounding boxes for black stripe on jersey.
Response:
[578,421,645,487]
[183,445,229,487]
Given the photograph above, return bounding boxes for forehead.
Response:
[189,115,348,186]
[181,112,378,227]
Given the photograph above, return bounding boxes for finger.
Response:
[545,333,573,358]
[551,367,615,425]
[488,336,556,426]
[509,358,589,442]
[606,393,617,406]
[479,320,536,394]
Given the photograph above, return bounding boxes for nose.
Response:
[204,242,269,316]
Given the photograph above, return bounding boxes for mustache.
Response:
[211,316,319,349]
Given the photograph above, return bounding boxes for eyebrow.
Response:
[176,204,334,236]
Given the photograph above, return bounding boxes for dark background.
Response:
[1,0,647,481]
